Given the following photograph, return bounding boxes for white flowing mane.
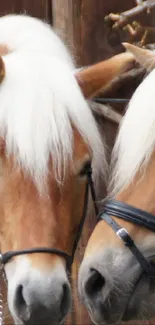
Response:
[0,14,106,190]
[110,68,155,196]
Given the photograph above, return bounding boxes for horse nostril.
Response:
[85,268,105,297]
[12,278,71,325]
[15,285,29,322]
[60,283,71,316]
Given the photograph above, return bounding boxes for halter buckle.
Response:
[116,228,134,247]
[116,228,129,239]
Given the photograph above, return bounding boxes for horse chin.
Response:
[123,274,155,322]
[86,307,124,325]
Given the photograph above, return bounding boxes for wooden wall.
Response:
[0,0,52,22]
[52,0,136,66]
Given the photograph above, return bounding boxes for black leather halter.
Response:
[0,166,98,272]
[99,200,155,278]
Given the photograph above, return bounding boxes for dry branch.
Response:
[89,101,122,124]
[123,22,155,46]
[105,0,155,28]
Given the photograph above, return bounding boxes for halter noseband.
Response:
[0,166,98,272]
[99,200,155,278]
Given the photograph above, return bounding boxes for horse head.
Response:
[0,14,135,325]
[79,43,155,325]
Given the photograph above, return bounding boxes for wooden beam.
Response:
[52,0,73,46]
[52,0,82,64]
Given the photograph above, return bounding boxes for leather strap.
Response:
[104,200,155,232]
[1,248,71,266]
[99,200,155,278]
[70,166,98,264]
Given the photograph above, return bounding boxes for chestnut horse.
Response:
[79,44,155,324]
[0,14,135,325]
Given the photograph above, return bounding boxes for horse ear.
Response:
[75,52,135,98]
[123,42,155,71]
[0,56,5,83]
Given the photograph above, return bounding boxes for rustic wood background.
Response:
[0,1,155,324]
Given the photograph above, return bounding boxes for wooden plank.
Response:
[52,0,82,65]
[52,1,73,53]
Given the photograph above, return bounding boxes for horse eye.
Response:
[79,161,92,177]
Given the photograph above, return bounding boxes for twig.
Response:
[123,22,155,45]
[89,101,122,124]
[105,0,155,28]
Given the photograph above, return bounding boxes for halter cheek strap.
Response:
[99,200,155,278]
[0,166,97,272]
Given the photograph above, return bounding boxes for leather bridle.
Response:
[0,166,98,272]
[99,200,155,278]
